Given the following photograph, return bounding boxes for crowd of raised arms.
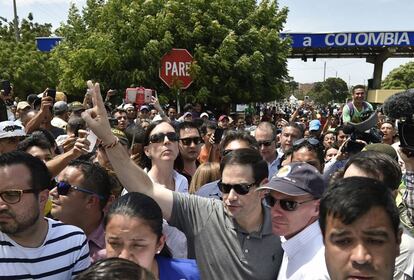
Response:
[0,81,413,280]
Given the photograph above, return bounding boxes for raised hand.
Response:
[81,81,114,144]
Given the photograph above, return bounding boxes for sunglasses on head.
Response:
[217,180,256,195]
[293,137,320,148]
[264,195,315,211]
[180,137,202,146]
[0,189,36,204]
[55,181,104,200]
[257,140,273,147]
[149,132,179,144]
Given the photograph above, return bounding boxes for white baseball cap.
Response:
[0,121,26,139]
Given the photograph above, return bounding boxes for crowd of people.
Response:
[0,81,413,280]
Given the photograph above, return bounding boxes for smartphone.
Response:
[214,128,224,144]
[47,88,56,100]
[2,80,11,96]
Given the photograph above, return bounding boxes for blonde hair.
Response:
[189,162,221,194]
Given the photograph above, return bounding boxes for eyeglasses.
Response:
[222,149,234,157]
[217,180,256,195]
[257,140,274,147]
[293,137,320,147]
[0,189,36,204]
[264,195,315,211]
[180,137,202,146]
[55,181,104,200]
[149,132,180,144]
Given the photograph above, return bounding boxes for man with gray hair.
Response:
[255,121,280,178]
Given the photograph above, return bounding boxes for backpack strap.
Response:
[348,101,369,119]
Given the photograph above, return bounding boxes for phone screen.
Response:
[214,128,224,144]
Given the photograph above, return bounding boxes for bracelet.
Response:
[101,137,119,149]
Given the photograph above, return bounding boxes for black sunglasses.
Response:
[56,181,104,200]
[264,195,315,211]
[149,132,180,144]
[180,137,202,146]
[257,140,274,147]
[217,180,256,195]
[293,137,320,147]
[0,189,36,204]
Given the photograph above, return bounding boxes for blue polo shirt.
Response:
[157,256,200,280]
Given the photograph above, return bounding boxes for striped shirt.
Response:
[0,218,90,279]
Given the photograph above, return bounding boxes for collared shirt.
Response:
[268,157,281,179]
[276,147,284,160]
[195,179,221,200]
[170,192,283,280]
[87,220,106,263]
[404,171,414,220]
[277,221,329,280]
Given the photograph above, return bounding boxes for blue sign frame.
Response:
[281,32,414,48]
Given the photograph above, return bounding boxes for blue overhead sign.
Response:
[36,37,62,52]
[282,32,414,48]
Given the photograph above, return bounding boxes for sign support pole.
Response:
[177,89,181,114]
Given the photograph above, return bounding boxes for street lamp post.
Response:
[13,0,20,41]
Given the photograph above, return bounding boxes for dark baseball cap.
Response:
[257,162,325,198]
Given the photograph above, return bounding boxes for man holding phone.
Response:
[25,89,65,138]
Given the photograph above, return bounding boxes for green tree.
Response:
[382,61,414,90]
[54,0,290,104]
[308,77,348,104]
[0,14,58,98]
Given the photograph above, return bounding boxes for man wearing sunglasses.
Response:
[0,151,90,278]
[196,130,259,200]
[289,138,325,173]
[255,122,280,178]
[50,160,112,262]
[176,121,202,184]
[257,162,329,279]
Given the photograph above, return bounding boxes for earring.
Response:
[156,250,160,254]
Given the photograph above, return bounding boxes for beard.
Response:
[0,208,40,234]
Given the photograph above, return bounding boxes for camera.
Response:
[383,89,414,154]
[342,110,382,154]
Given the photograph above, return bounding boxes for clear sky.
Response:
[1,0,413,86]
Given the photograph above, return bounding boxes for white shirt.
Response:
[394,227,414,280]
[277,221,330,280]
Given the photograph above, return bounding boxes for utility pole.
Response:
[323,61,326,82]
[13,0,20,41]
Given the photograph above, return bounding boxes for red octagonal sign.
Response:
[159,48,193,89]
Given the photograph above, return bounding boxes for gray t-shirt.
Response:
[170,192,283,280]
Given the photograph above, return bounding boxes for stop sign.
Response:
[159,48,193,89]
